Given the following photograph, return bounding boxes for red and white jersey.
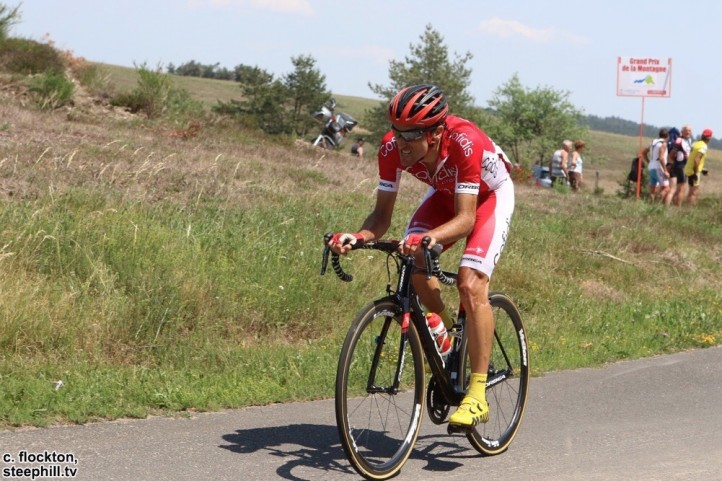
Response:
[377,116,512,199]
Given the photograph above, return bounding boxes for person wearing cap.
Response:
[683,128,714,205]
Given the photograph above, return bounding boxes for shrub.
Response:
[28,71,75,109]
[0,37,65,74]
[510,164,533,184]
[111,63,200,119]
[166,87,204,118]
[110,63,171,118]
[71,61,113,98]
[0,3,21,41]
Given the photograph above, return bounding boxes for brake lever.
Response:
[422,236,433,279]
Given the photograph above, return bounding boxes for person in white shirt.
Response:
[645,128,669,203]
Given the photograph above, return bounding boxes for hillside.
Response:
[95,63,722,197]
[1,60,720,427]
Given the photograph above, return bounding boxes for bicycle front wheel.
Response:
[335,300,425,480]
[461,292,530,455]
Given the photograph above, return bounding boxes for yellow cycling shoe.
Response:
[449,396,489,428]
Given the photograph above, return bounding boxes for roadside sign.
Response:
[616,57,672,98]
[617,56,672,198]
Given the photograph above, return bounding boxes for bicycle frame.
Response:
[325,234,530,478]
[322,239,465,406]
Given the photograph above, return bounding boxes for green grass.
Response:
[0,65,720,427]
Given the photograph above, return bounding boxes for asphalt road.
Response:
[1,346,721,481]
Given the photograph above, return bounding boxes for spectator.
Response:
[666,124,693,206]
[645,128,669,203]
[568,140,585,192]
[549,140,571,186]
[684,128,713,205]
[350,137,365,157]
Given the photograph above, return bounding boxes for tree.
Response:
[366,24,475,140]
[213,64,291,135]
[214,57,329,137]
[283,54,329,137]
[487,73,585,166]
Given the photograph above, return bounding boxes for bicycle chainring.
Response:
[426,378,450,425]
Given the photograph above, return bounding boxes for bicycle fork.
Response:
[365,315,407,395]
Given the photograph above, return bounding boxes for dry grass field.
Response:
[94,62,721,200]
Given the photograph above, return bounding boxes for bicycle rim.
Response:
[463,292,530,455]
[335,300,425,480]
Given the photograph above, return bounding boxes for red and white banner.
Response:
[616,57,672,97]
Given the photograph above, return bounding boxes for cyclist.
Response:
[328,84,515,429]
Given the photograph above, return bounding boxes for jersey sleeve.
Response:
[377,131,402,192]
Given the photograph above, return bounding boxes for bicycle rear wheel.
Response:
[335,300,425,480]
[460,292,529,455]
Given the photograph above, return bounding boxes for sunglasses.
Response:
[391,125,433,141]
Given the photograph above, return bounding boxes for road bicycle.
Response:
[321,234,530,480]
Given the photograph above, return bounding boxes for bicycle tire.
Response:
[460,292,530,455]
[335,299,425,480]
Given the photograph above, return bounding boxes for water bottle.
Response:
[426,313,452,357]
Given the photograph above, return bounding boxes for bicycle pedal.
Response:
[446,423,472,435]
[447,323,463,338]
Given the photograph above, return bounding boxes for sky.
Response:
[11,0,721,138]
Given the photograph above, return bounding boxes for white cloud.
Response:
[479,17,589,45]
[187,0,314,16]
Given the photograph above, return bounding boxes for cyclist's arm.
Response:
[358,189,396,242]
[329,189,397,255]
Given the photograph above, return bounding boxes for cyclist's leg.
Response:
[457,269,492,375]
[464,292,529,454]
[449,268,492,426]
[449,183,515,428]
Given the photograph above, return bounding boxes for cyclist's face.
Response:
[392,125,436,167]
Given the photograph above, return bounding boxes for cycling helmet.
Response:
[388,84,448,129]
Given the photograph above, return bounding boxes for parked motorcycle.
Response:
[311,98,358,149]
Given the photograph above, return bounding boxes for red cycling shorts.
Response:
[404,180,515,280]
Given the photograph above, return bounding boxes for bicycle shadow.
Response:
[220,423,478,480]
